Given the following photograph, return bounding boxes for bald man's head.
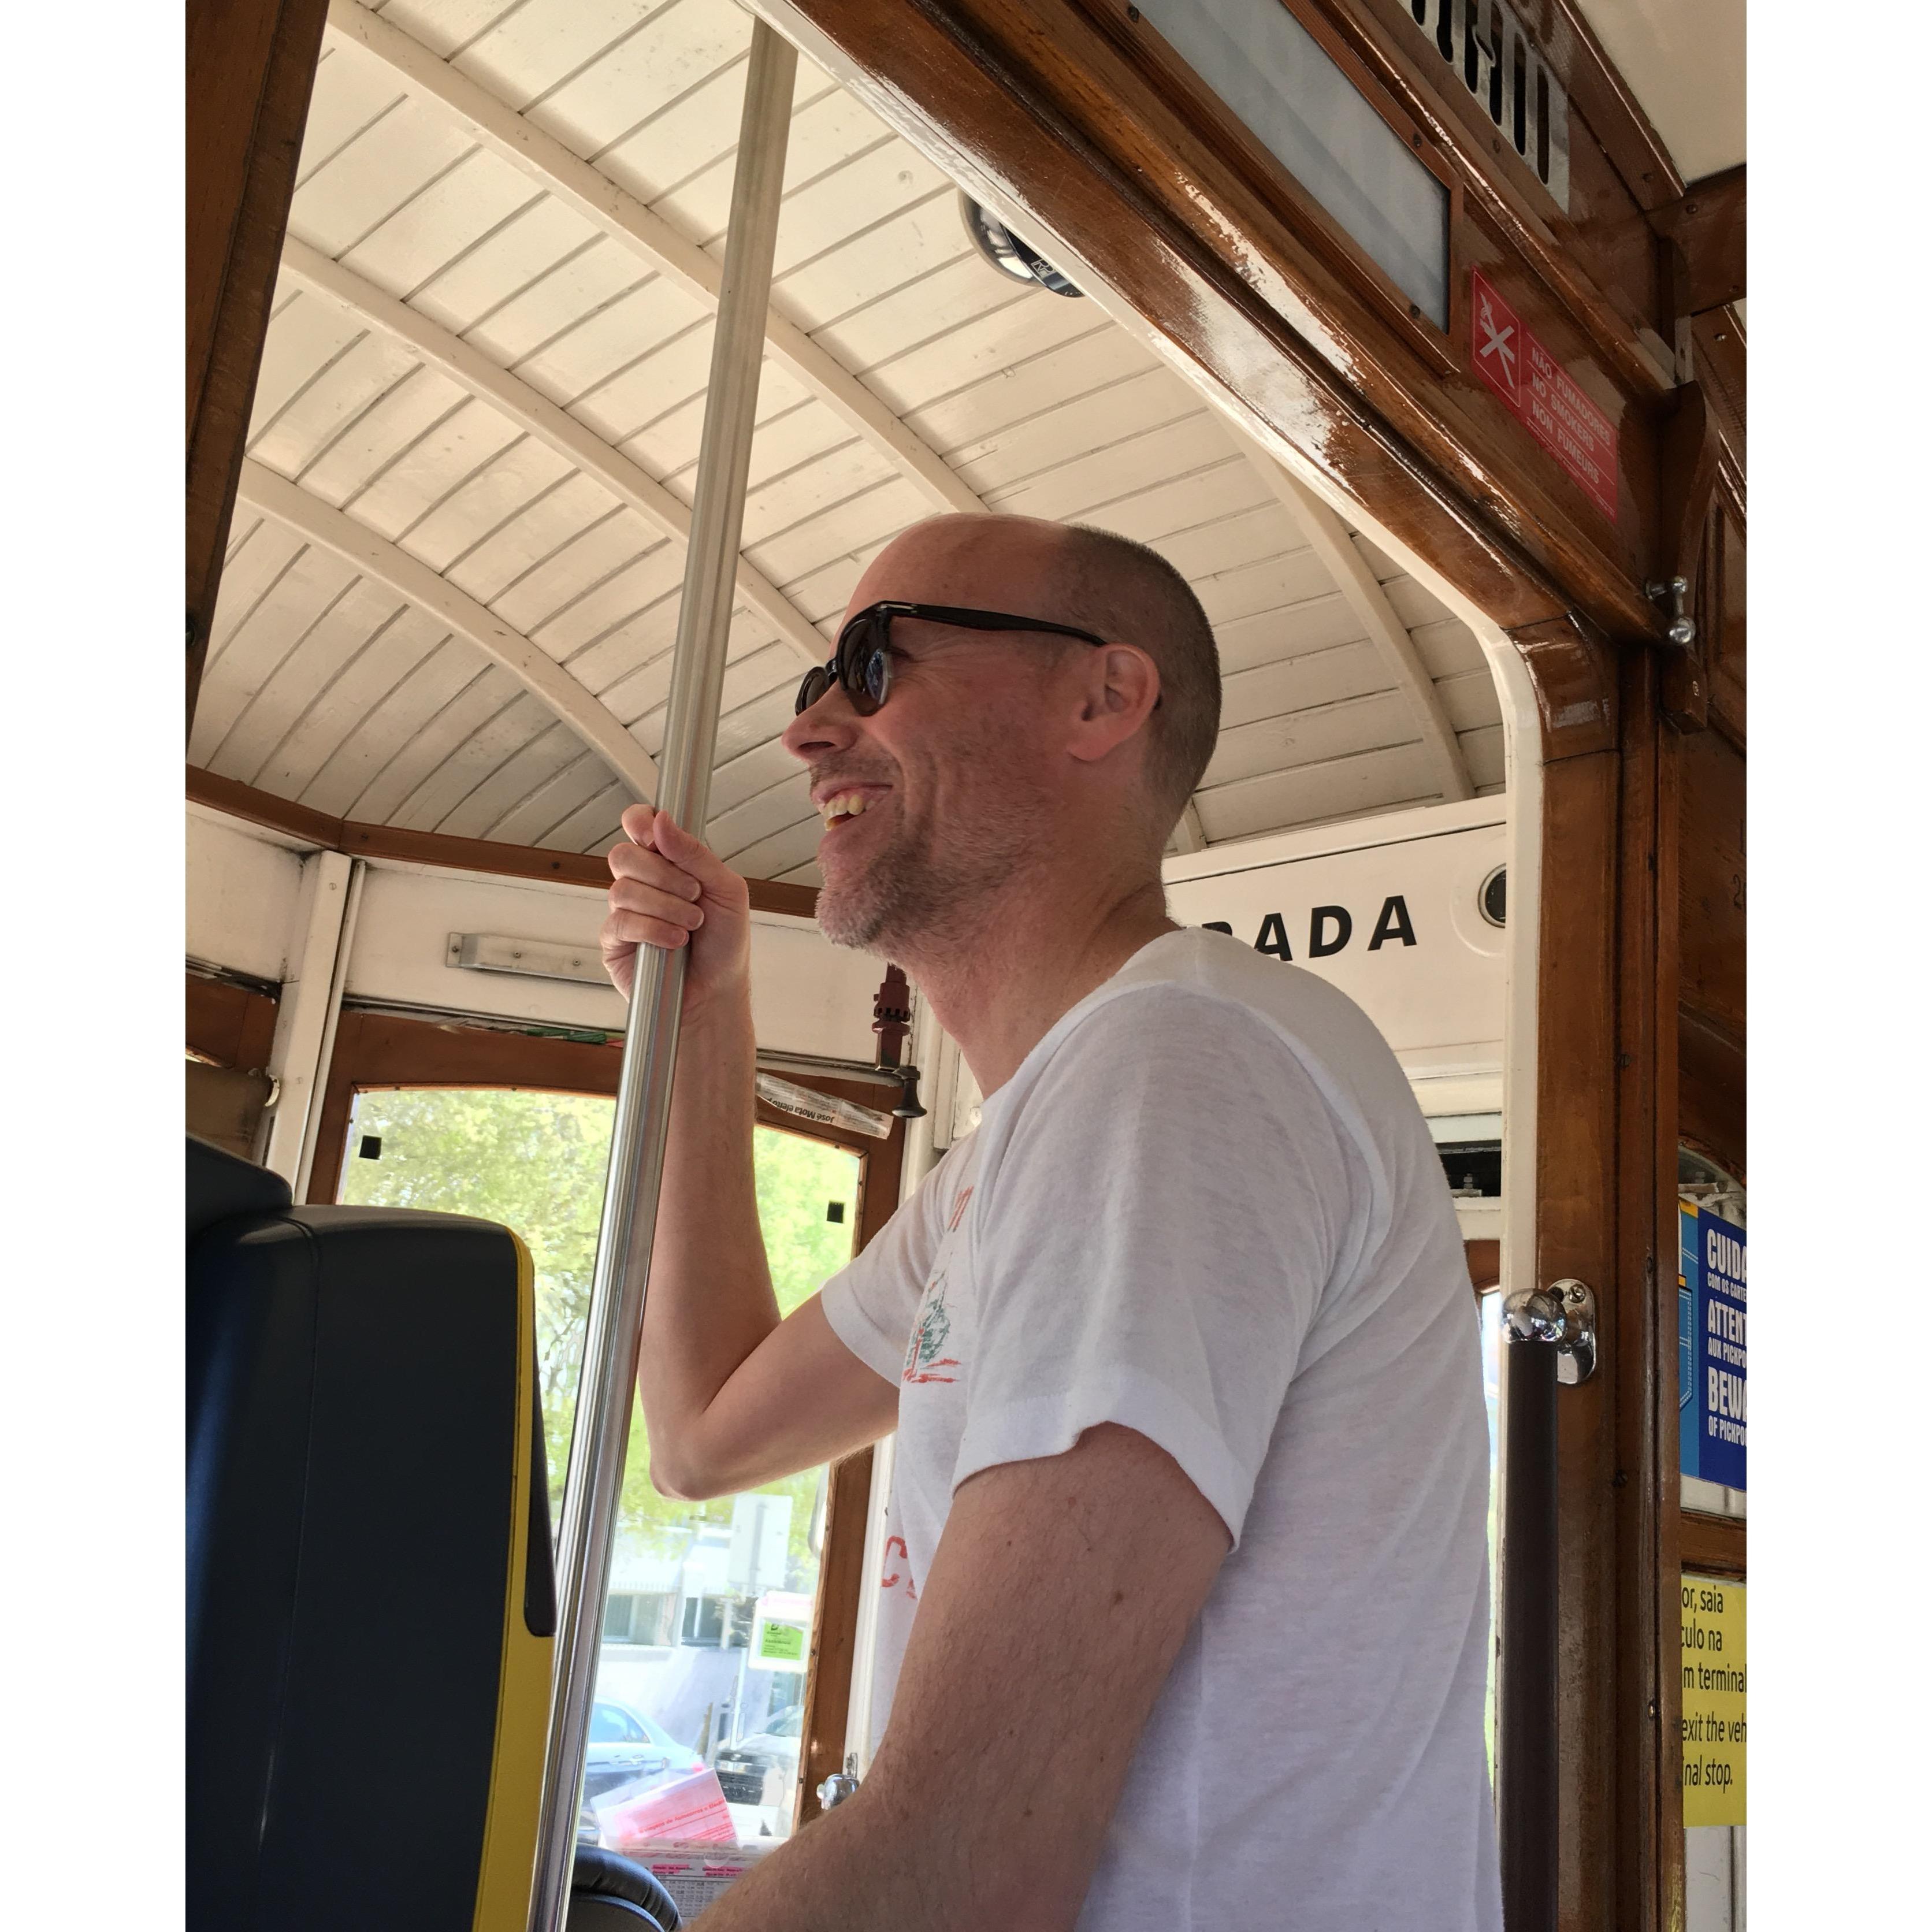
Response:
[848,513,1220,834]
[1047,521,1221,826]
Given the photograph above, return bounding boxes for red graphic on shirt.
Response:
[946,1186,974,1231]
[879,1535,917,1601]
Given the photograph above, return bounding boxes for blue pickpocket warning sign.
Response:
[1678,1205,1746,1490]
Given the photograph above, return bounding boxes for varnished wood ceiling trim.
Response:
[325,0,986,519]
[237,458,663,801]
[280,237,827,670]
[188,763,820,919]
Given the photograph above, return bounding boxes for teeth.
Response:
[819,792,870,824]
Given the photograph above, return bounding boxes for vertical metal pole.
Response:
[527,25,798,1932]
[1499,1304,1561,1929]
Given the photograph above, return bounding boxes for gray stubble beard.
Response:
[813,778,1050,963]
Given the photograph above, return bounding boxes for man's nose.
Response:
[781,684,859,763]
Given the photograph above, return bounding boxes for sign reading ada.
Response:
[1680,1574,1745,1826]
[1678,1205,1746,1490]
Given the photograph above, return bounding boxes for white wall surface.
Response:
[186,808,313,983]
[341,861,885,1061]
[1162,797,1506,1094]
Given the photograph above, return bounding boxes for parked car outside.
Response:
[585,1698,704,1804]
[714,1704,803,1808]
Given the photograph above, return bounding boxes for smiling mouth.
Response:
[817,790,879,827]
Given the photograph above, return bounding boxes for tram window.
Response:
[335,1087,865,1849]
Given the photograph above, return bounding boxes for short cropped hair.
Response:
[1050,523,1221,830]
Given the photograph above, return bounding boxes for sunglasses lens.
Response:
[859,642,890,709]
[834,611,890,714]
[795,665,834,715]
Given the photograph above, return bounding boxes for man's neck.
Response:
[896,863,1177,1096]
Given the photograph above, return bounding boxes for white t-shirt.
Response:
[820,928,1502,1931]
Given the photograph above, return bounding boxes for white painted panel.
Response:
[480,746,610,846]
[460,0,705,121]
[350,396,527,539]
[300,633,477,816]
[902,322,1141,455]
[1194,742,1444,845]
[347,146,545,297]
[342,861,879,1057]
[1685,1826,1736,1932]
[445,471,620,605]
[785,211,979,342]
[411,199,608,337]
[950,363,1201,497]
[258,601,454,800]
[296,363,473,507]
[187,811,315,982]
[1161,802,1507,1071]
[209,578,411,785]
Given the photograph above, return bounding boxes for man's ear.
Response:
[1067,643,1160,764]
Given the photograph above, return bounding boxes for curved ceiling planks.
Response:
[196,0,1506,879]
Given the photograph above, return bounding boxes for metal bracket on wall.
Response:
[1504,1276,1598,1384]
[1644,574,1697,648]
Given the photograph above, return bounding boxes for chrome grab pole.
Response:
[527,24,798,1931]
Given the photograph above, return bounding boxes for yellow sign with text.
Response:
[1680,1574,1745,1826]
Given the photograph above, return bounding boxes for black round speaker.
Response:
[1480,865,1507,928]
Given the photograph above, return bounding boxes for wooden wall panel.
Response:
[1674,730,1745,1046]
[186,974,280,1072]
[187,0,332,733]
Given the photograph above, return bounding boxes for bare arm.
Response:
[601,806,898,1500]
[692,1423,1231,1931]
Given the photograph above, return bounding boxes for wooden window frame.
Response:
[308,1005,905,1833]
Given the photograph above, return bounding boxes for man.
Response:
[600,512,1502,1931]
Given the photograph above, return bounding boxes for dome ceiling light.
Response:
[959,194,1084,297]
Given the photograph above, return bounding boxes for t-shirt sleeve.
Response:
[817,1138,969,1384]
[954,986,1359,1547]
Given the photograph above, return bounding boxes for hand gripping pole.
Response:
[526,24,799,1929]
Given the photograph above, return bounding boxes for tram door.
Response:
[306,1010,906,1849]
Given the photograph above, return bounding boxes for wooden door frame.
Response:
[309,1005,906,1831]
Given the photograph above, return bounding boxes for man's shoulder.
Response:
[1066,929,1395,1073]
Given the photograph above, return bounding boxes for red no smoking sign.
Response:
[1470,269,1619,523]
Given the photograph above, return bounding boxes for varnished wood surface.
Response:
[186,0,331,734]
[1648,168,1745,319]
[1465,1238,1500,1294]
[1679,1511,1745,1581]
[1526,736,1622,1932]
[755,0,1669,641]
[796,1445,877,1829]
[1673,731,1745,1045]
[185,974,280,1073]
[189,765,820,920]
[1612,653,1681,1931]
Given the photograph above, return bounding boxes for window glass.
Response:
[337,1087,864,1848]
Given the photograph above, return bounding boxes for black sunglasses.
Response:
[794,601,1119,717]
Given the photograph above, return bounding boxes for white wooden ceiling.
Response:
[193,0,1505,887]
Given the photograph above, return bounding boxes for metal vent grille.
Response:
[1408,0,1570,209]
